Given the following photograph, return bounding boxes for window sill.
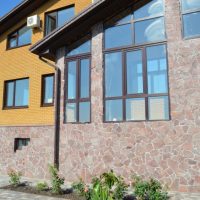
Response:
[183,35,200,41]
[3,106,29,110]
[6,43,32,51]
[41,103,54,107]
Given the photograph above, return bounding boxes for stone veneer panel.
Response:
[57,0,200,193]
[0,126,54,179]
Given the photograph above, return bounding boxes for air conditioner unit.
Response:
[27,15,40,28]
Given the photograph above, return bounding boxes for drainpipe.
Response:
[39,56,61,169]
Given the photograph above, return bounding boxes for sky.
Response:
[0,0,23,18]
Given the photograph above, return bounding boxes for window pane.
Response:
[126,98,145,121]
[44,76,54,104]
[66,103,77,122]
[6,82,14,107]
[58,7,75,27]
[148,96,169,120]
[183,12,200,38]
[46,12,57,34]
[105,99,123,121]
[9,37,17,48]
[117,14,132,24]
[80,59,90,98]
[67,61,76,99]
[147,45,168,94]
[181,0,200,11]
[134,0,164,19]
[18,26,32,46]
[105,52,122,97]
[67,40,91,56]
[135,17,165,44]
[127,50,143,94]
[15,79,29,106]
[105,24,132,49]
[79,102,90,123]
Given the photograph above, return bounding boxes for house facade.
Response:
[1,0,200,193]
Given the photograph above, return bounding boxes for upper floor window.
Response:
[41,74,54,106]
[4,78,29,109]
[7,25,32,49]
[105,0,165,49]
[45,6,75,35]
[65,38,91,123]
[181,0,200,38]
[104,45,169,122]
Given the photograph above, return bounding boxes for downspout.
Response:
[39,56,61,169]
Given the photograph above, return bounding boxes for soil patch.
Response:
[1,184,85,200]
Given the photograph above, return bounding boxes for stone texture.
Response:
[0,126,54,179]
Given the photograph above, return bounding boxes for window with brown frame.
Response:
[4,78,29,109]
[180,0,200,39]
[41,74,54,106]
[104,0,170,122]
[65,38,91,123]
[7,25,32,49]
[45,6,75,35]
[14,138,30,152]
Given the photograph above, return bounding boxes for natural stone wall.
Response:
[57,0,200,193]
[0,126,54,179]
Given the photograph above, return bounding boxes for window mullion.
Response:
[77,60,80,122]
[13,81,16,107]
[143,47,148,120]
[122,51,126,121]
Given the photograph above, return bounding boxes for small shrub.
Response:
[72,178,91,200]
[8,169,21,187]
[73,170,128,200]
[49,165,65,194]
[132,176,168,200]
[36,182,49,191]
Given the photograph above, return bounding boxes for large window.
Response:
[104,45,169,122]
[105,0,165,49]
[104,0,169,122]
[45,6,75,35]
[4,78,29,108]
[7,25,32,49]
[41,74,54,106]
[65,39,91,123]
[181,0,200,38]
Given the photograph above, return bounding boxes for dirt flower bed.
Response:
[1,184,85,200]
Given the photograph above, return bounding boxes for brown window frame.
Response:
[7,24,32,50]
[3,77,29,109]
[44,5,75,36]
[64,54,91,124]
[14,138,30,152]
[103,1,166,50]
[41,74,55,107]
[180,0,200,40]
[103,42,170,123]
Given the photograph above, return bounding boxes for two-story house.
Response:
[1,0,200,193]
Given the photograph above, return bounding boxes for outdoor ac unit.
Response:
[27,15,40,28]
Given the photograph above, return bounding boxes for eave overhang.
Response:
[30,0,140,60]
[0,0,48,35]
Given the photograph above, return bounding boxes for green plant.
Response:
[73,170,128,200]
[113,176,128,200]
[8,169,22,187]
[72,178,91,200]
[132,176,168,200]
[36,182,49,191]
[49,165,65,194]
